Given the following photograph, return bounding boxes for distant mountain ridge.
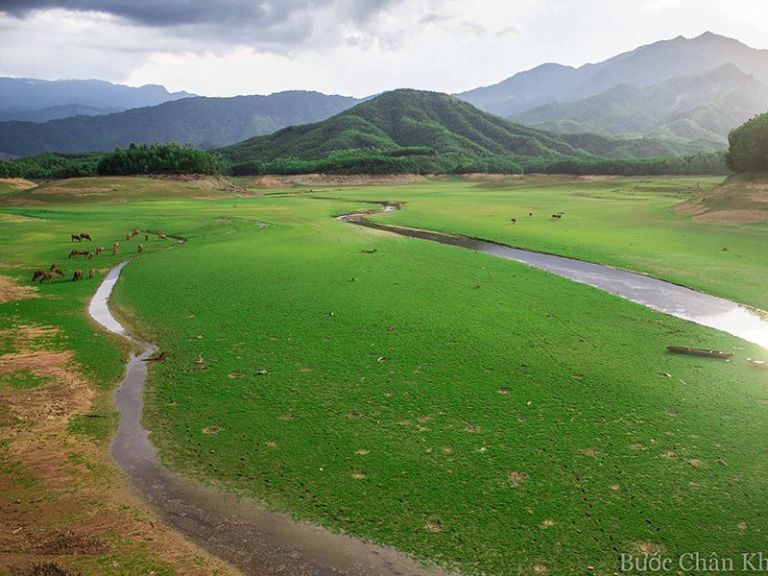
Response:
[0,77,193,114]
[0,104,124,123]
[514,64,768,143]
[457,32,768,117]
[0,91,360,157]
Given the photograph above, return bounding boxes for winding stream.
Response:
[340,203,768,350]
[88,201,768,576]
[89,264,448,576]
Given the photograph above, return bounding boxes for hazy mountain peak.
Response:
[457,32,768,117]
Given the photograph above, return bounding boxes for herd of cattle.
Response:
[31,229,169,284]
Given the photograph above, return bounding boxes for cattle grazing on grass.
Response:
[112,242,120,256]
[79,233,92,241]
[71,234,82,242]
[159,233,167,240]
[551,214,562,220]
[72,270,83,281]
[137,244,144,254]
[510,218,517,224]
[88,268,96,279]
[145,234,149,242]
[96,246,104,256]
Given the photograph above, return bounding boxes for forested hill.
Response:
[0,91,359,157]
[219,89,723,174]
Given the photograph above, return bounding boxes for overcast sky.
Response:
[0,0,767,97]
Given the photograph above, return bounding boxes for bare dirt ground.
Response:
[0,320,236,576]
[0,276,39,305]
[0,179,36,191]
[678,176,768,223]
[243,174,430,188]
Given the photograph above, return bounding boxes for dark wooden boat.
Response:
[666,346,734,360]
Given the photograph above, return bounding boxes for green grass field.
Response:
[2,175,768,575]
[323,175,768,310]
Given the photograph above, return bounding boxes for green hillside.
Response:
[220,89,723,174]
[515,64,768,143]
[0,91,358,157]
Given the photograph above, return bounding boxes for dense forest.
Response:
[726,112,768,172]
[96,143,226,175]
[0,153,102,179]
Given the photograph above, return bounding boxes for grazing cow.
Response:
[126,233,132,241]
[133,229,140,235]
[510,218,517,224]
[69,249,91,259]
[50,264,64,277]
[88,268,96,279]
[551,214,562,219]
[72,270,83,281]
[96,246,104,256]
[40,270,60,283]
[137,244,144,254]
[79,233,92,241]
[144,234,149,242]
[112,242,120,256]
[87,251,94,260]
[360,248,377,254]
[71,234,82,242]
[32,269,46,283]
[529,212,533,216]
[159,233,167,240]
[49,263,59,271]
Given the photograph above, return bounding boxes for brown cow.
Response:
[88,268,96,279]
[72,270,83,281]
[159,233,167,241]
[137,244,144,254]
[79,233,92,241]
[71,234,82,242]
[126,233,132,241]
[112,242,120,256]
[96,246,104,256]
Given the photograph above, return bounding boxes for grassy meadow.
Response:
[335,175,768,309]
[2,175,768,575]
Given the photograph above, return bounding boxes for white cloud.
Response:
[0,0,767,97]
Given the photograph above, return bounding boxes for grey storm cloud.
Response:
[0,0,398,36]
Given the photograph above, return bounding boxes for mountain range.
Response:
[512,64,768,143]
[0,91,358,157]
[1,32,767,159]
[0,77,192,120]
[457,32,768,116]
[220,89,718,173]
